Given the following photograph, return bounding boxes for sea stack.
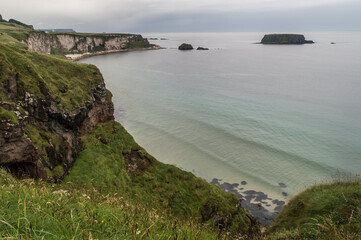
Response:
[261,34,314,44]
[178,43,193,50]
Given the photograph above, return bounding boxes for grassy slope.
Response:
[267,179,361,239]
[0,169,219,239]
[66,121,258,237]
[0,22,259,239]
[0,42,105,110]
[0,22,33,43]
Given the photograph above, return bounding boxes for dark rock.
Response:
[59,87,68,93]
[282,192,288,197]
[261,34,314,44]
[241,181,247,185]
[196,47,209,50]
[243,190,257,194]
[148,38,158,40]
[160,38,167,40]
[124,150,152,178]
[213,215,231,229]
[331,42,336,44]
[178,43,193,50]
[211,178,220,185]
[278,182,287,188]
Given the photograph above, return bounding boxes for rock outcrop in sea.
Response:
[261,34,314,44]
[178,43,194,50]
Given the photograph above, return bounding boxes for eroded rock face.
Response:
[0,77,114,181]
[26,32,149,55]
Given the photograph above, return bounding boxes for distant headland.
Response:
[261,34,314,44]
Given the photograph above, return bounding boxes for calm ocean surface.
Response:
[80,32,361,206]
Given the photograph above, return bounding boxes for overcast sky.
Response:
[2,0,361,33]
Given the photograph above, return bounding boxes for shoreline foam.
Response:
[66,45,164,61]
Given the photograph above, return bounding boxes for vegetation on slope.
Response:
[0,169,220,239]
[0,122,260,239]
[67,121,259,237]
[0,42,106,110]
[0,21,33,45]
[267,177,361,239]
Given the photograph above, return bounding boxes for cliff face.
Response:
[0,44,114,181]
[26,32,151,55]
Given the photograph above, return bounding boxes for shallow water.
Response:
[80,32,361,210]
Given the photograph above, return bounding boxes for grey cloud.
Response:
[1,0,360,32]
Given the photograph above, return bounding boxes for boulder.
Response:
[178,43,193,50]
[197,47,209,50]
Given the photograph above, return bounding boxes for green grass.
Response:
[0,22,33,42]
[0,106,18,124]
[0,169,221,239]
[0,43,105,110]
[267,177,361,240]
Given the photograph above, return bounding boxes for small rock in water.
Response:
[178,43,193,50]
[282,192,288,197]
[278,182,287,188]
[196,47,209,50]
[241,181,247,185]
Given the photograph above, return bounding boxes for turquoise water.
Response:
[80,32,361,205]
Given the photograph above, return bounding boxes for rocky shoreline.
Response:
[211,178,286,226]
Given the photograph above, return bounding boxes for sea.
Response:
[79,32,361,222]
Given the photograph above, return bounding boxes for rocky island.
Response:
[261,34,314,44]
